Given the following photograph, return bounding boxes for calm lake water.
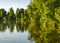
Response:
[0,23,34,43]
[0,22,60,43]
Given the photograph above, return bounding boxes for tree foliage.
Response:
[0,0,60,43]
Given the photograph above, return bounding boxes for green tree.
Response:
[27,0,60,43]
[0,9,6,23]
[16,8,20,17]
[16,8,24,23]
[8,7,15,21]
[20,8,24,18]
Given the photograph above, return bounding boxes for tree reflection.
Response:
[0,20,60,43]
[16,21,29,32]
[0,21,29,32]
[0,23,7,32]
[8,22,15,32]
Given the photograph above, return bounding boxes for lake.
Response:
[0,22,34,43]
[0,22,60,43]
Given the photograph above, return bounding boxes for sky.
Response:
[0,0,30,11]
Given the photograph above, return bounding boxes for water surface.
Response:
[0,22,60,43]
[0,23,34,43]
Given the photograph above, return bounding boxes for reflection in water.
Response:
[0,22,29,32]
[0,21,34,43]
[0,21,60,43]
[8,22,14,32]
[0,23,7,32]
[16,22,29,32]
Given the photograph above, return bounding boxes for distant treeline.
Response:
[0,0,60,25]
[0,8,30,23]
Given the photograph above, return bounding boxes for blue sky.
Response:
[0,0,30,11]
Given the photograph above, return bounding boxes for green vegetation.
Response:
[27,0,60,43]
[0,0,60,43]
